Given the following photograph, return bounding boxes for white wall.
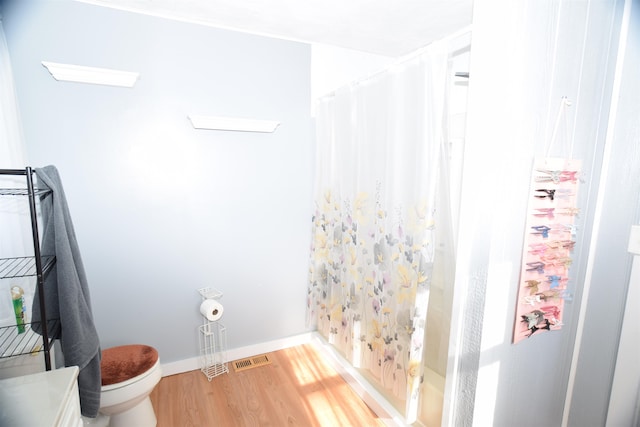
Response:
[605,5,640,425]
[570,0,640,424]
[445,1,632,426]
[3,0,313,364]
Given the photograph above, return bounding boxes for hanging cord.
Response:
[544,96,573,158]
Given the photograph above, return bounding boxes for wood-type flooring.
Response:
[150,343,386,427]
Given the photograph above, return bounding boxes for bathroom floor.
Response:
[149,343,385,426]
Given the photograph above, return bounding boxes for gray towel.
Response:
[32,165,101,418]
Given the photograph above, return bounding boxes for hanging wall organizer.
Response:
[513,98,581,343]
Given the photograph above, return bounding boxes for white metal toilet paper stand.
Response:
[198,287,229,381]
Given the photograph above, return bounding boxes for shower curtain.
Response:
[307,42,450,421]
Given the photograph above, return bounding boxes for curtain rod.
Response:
[395,24,472,64]
[317,24,473,103]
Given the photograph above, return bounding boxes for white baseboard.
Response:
[308,333,408,427]
[160,332,313,377]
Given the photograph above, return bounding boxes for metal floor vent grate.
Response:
[232,353,272,372]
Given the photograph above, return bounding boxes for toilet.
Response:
[99,344,162,427]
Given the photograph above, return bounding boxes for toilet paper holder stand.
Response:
[197,287,229,381]
[198,287,223,301]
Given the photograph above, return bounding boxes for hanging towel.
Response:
[32,165,101,418]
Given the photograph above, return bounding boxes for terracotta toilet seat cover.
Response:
[101,344,159,386]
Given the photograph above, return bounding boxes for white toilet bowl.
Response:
[99,345,161,427]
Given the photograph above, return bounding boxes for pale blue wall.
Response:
[3,0,313,363]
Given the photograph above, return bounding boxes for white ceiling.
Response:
[76,0,473,57]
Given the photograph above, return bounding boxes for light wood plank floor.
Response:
[150,343,386,426]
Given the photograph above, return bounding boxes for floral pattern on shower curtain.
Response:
[307,43,449,421]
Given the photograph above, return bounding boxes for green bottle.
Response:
[11,286,25,334]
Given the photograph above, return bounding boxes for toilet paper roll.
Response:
[200,299,224,321]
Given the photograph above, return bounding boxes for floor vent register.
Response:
[232,353,272,372]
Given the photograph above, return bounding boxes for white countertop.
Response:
[0,366,79,427]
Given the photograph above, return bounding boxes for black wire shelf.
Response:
[0,319,60,359]
[0,188,51,197]
[1,167,55,369]
[0,256,56,279]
